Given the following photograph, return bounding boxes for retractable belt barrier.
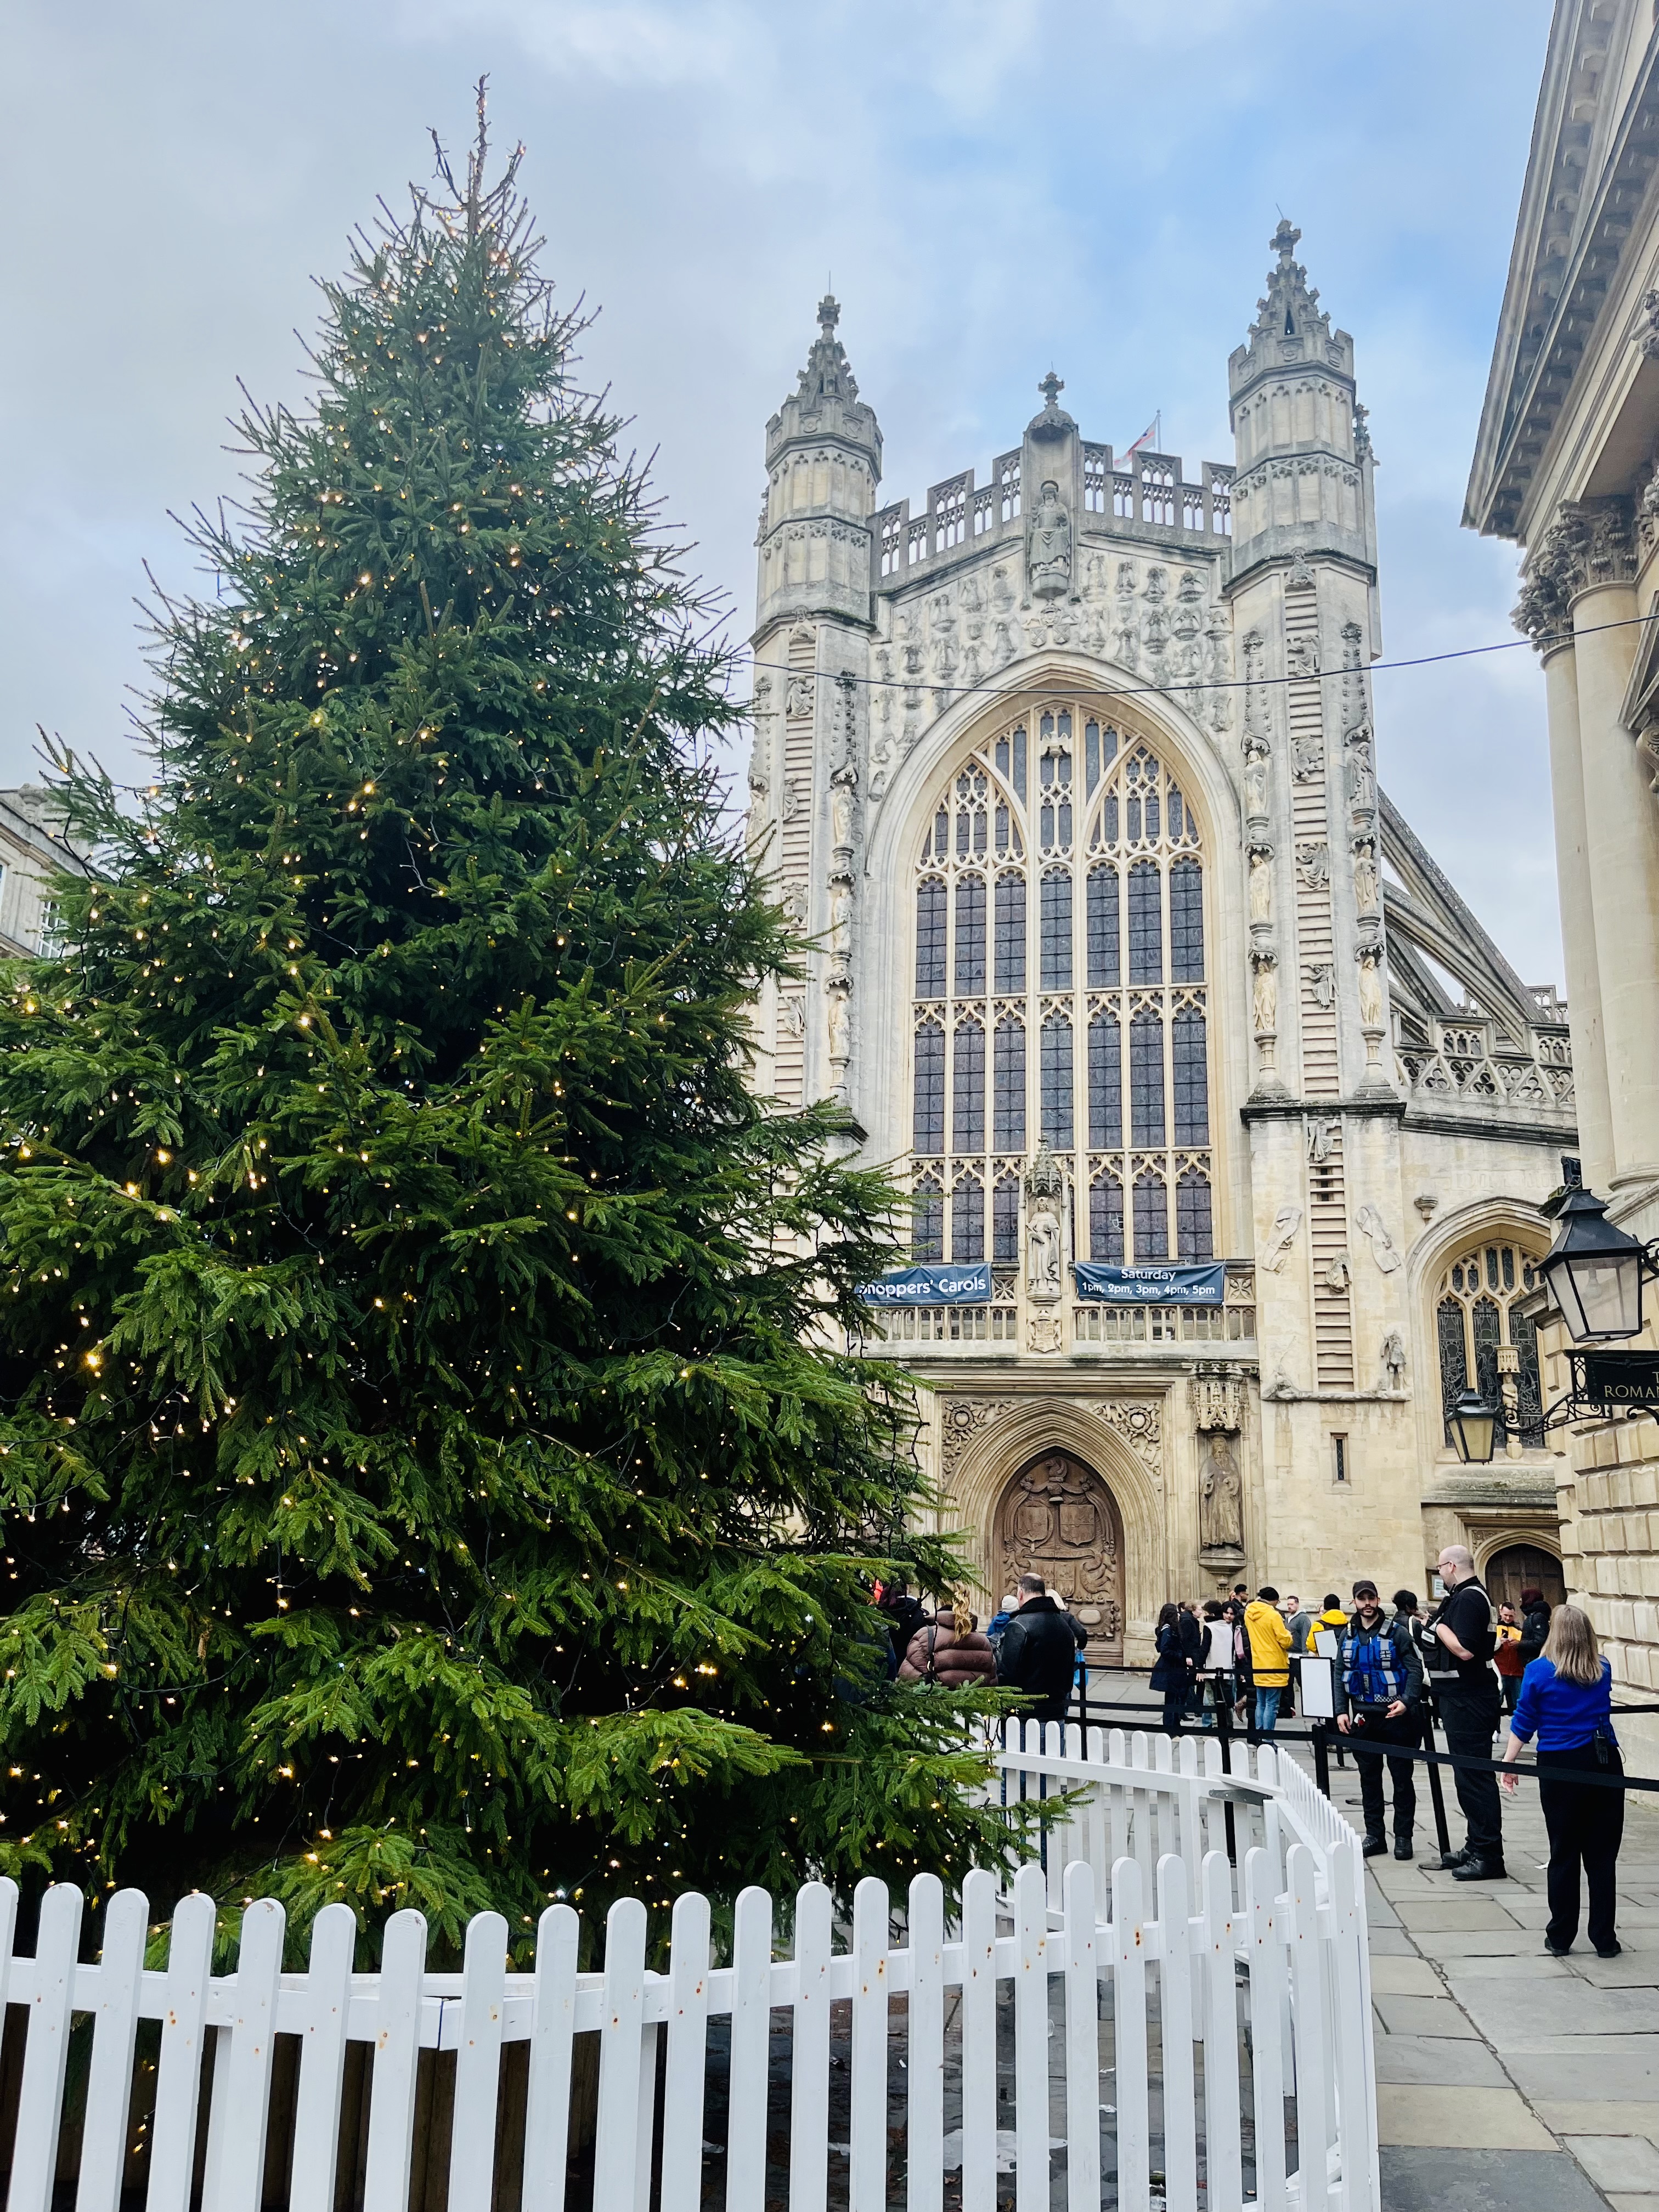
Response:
[1064,1692,1659,1796]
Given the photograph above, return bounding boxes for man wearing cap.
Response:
[1335,1579,1424,1858]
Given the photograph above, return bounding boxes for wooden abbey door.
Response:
[1485,1544,1566,1612]
[995,1453,1124,1658]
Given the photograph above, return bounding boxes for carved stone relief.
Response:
[995,1454,1122,1646]
[1355,1202,1401,1273]
[1379,1330,1407,1391]
[939,1396,1002,1477]
[1262,1204,1302,1272]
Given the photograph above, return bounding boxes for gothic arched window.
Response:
[1434,1240,1545,1446]
[909,708,1213,1263]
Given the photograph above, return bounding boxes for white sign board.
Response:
[1299,1653,1337,1720]
[1205,1622,1233,1671]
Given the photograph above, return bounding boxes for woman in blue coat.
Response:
[1150,1601,1190,1735]
[1500,1603,1622,1958]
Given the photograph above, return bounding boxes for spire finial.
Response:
[1272,218,1301,262]
[1038,369,1064,409]
[817,293,840,340]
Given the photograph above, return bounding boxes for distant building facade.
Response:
[0,786,85,958]
[1468,0,1659,1775]
[749,230,1572,1660]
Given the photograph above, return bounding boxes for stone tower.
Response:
[747,298,881,1114]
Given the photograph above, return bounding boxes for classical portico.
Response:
[749,239,1573,1659]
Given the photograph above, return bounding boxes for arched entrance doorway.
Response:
[1484,1543,1566,1612]
[994,1452,1124,1661]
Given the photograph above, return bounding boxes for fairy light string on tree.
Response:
[0,86,1023,1958]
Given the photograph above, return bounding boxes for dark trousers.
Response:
[1350,1708,1418,1839]
[1160,1683,1187,1734]
[1437,1678,1504,1859]
[1539,1739,1624,1951]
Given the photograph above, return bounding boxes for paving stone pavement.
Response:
[1311,1745,1659,2212]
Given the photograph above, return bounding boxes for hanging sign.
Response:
[858,1262,993,1307]
[1577,1351,1659,1411]
[1071,1260,1227,1307]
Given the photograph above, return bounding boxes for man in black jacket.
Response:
[996,1575,1079,1724]
[1429,1545,1505,1879]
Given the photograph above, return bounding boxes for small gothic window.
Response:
[954,874,986,996]
[1090,1175,1124,1262]
[1172,1010,1209,1144]
[992,1175,1020,1262]
[913,1177,943,1262]
[1040,870,1073,990]
[1127,861,1163,984]
[916,878,946,996]
[1133,1166,1169,1260]
[1088,1012,1122,1149]
[993,1017,1026,1152]
[1434,1239,1545,1446]
[952,1019,985,1153]
[1176,1169,1213,1260]
[1169,859,1204,981]
[994,872,1026,992]
[1130,1008,1165,1147]
[913,1022,944,1154]
[1086,865,1119,987]
[951,1176,984,1263]
[1040,1014,1074,1148]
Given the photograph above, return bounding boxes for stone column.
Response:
[1567,498,1659,1187]
[1542,636,1616,1189]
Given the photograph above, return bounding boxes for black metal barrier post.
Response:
[1312,1720,1330,1800]
[1420,1691,1452,1859]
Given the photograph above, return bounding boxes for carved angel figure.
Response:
[1356,1203,1402,1273]
[1262,1204,1302,1273]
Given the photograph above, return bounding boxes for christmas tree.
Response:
[0,101,1021,1954]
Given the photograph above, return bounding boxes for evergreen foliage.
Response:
[0,114,1020,1954]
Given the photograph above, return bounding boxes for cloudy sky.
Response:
[3,1,1559,979]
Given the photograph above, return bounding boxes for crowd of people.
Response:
[1147,1546,1626,1959]
[876,1543,1627,1961]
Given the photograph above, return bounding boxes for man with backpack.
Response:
[1335,1578,1424,1858]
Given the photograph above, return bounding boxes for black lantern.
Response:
[1539,1183,1649,1343]
[1447,1387,1500,1465]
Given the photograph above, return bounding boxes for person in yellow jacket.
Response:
[1245,1585,1294,1735]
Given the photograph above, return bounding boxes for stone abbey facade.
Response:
[747,225,1577,1663]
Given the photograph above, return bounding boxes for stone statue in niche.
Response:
[1285,634,1319,680]
[1199,1431,1245,1556]
[1251,952,1278,1035]
[1297,843,1330,890]
[1352,839,1378,914]
[780,994,806,1040]
[1249,844,1274,924]
[780,776,799,822]
[1356,945,1385,1028]
[1380,1330,1407,1390]
[1026,1209,1062,1301]
[780,883,807,928]
[830,765,857,855]
[1306,1116,1335,1165]
[1025,481,1073,603]
[1262,1204,1302,1272]
[828,883,853,969]
[826,989,850,1063]
[1243,737,1270,821]
[786,673,816,720]
[1292,731,1325,781]
[1345,726,1376,815]
[1356,1203,1401,1273]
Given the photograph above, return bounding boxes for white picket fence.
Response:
[0,1726,1374,2211]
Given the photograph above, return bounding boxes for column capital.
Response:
[1562,494,1638,598]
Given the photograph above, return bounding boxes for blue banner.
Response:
[1072,1260,1226,1306]
[859,1262,993,1307]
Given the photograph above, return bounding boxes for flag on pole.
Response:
[1124,412,1161,458]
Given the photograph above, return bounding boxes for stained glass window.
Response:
[913,1178,943,1262]
[995,872,1026,992]
[993,1017,1026,1151]
[952,1018,985,1152]
[910,708,1212,1306]
[1040,1015,1073,1149]
[1434,1242,1545,1446]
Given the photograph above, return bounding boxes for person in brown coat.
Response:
[897,1598,998,1688]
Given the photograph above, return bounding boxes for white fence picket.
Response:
[725,1884,773,2212]
[593,1897,648,2212]
[0,1723,1373,2212]
[906,1873,945,2212]
[449,1910,509,2212]
[957,1867,997,2212]
[74,1886,147,2212]
[663,1889,713,2212]
[9,1882,82,2212]
[287,1902,356,2212]
[522,1901,579,2212]
[363,1908,427,2212]
[145,1888,216,2212]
